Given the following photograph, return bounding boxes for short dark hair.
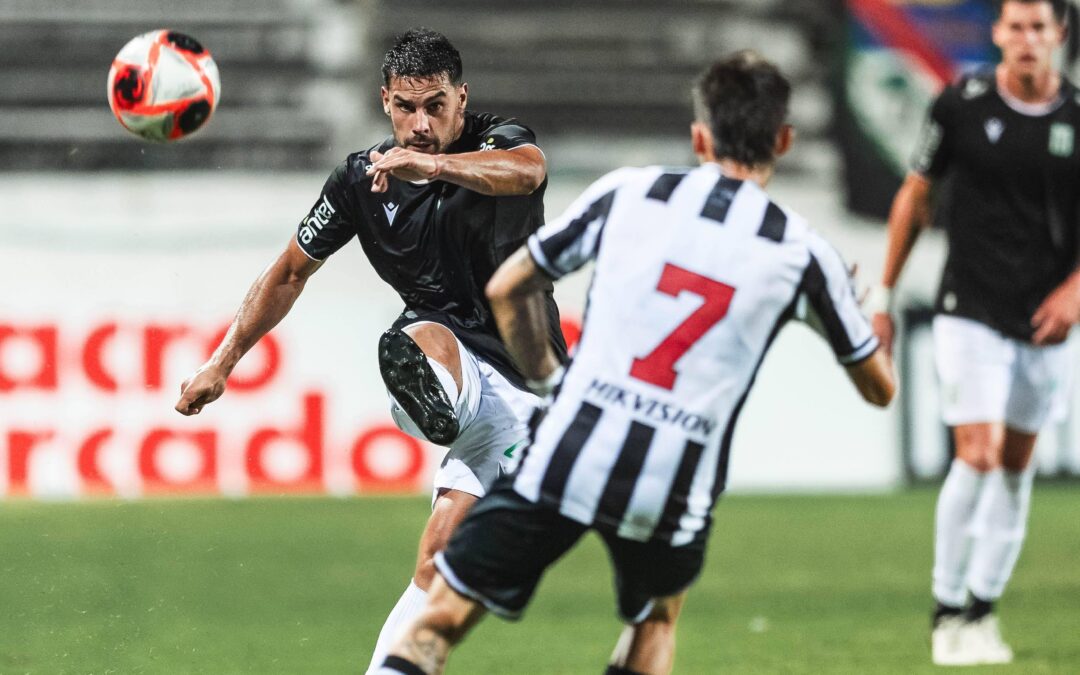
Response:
[995,0,1068,22]
[382,28,463,87]
[693,51,791,168]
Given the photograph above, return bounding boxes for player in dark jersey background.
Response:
[866,0,1079,666]
[173,28,565,672]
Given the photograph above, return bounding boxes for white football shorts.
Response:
[933,315,1069,433]
[387,323,541,501]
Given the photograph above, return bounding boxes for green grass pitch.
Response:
[1,487,1077,673]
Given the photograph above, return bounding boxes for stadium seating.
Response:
[0,0,343,170]
[0,0,833,172]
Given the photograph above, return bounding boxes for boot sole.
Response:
[378,328,459,446]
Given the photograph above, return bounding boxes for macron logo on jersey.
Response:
[383,201,399,225]
[299,195,336,245]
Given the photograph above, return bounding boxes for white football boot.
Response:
[932,615,980,666]
[964,615,1014,665]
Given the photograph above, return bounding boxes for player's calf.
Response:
[381,576,486,675]
[609,593,685,675]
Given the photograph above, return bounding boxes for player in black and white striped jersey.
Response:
[512,166,887,548]
[377,51,896,675]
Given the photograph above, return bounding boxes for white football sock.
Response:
[933,459,987,607]
[966,467,1034,601]
[365,580,429,674]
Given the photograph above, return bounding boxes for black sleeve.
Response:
[481,121,538,151]
[295,160,360,261]
[910,86,958,178]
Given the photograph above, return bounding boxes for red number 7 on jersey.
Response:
[629,263,736,390]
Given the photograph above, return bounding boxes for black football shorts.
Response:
[434,481,706,623]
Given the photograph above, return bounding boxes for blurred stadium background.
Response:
[1,0,1079,672]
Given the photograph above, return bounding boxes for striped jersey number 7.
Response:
[629,263,736,390]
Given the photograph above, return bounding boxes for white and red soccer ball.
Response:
[107,30,221,142]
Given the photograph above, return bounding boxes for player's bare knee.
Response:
[955,446,999,473]
[1001,430,1038,472]
[954,426,1003,473]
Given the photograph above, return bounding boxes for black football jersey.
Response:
[296,110,567,386]
[912,70,1080,341]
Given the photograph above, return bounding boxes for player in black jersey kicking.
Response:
[866,0,1080,665]
[173,28,565,672]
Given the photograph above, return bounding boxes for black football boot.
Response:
[378,328,460,446]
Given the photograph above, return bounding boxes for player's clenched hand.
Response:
[1031,280,1080,345]
[871,312,895,357]
[175,364,228,416]
[367,148,441,192]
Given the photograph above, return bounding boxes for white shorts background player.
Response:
[933,316,1068,434]
[868,0,1080,666]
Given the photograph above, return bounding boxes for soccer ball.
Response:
[107,30,221,142]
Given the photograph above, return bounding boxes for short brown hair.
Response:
[693,51,791,167]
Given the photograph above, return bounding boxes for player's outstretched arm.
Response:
[867,172,934,355]
[844,349,896,408]
[367,145,545,196]
[486,246,562,392]
[175,239,322,415]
